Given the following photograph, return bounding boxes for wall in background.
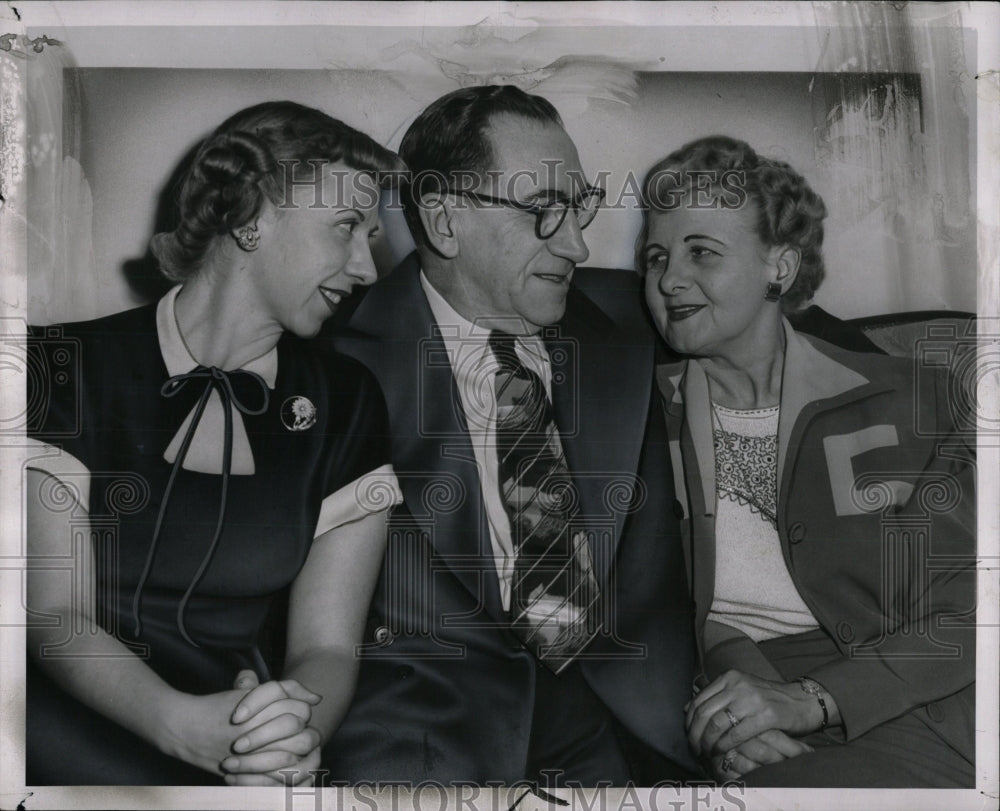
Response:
[23,18,977,325]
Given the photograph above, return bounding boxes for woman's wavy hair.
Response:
[636,135,827,312]
[150,101,403,282]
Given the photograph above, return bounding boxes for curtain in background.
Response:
[811,2,977,313]
[20,35,97,324]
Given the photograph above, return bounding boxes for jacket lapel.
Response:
[657,364,694,586]
[775,322,890,508]
[776,321,870,487]
[675,361,718,634]
[679,361,716,520]
[671,322,887,519]
[655,320,893,640]
[549,288,651,587]
[346,257,505,622]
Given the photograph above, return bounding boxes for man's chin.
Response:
[520,302,568,333]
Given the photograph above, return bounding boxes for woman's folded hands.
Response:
[158,669,323,786]
[709,728,813,780]
[685,670,825,780]
[221,670,324,786]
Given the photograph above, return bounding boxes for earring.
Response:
[236,222,260,251]
[764,282,782,302]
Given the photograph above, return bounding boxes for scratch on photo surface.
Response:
[377,21,641,117]
[808,30,832,95]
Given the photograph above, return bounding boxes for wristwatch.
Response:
[798,677,830,729]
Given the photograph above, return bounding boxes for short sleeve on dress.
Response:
[25,325,95,511]
[312,356,401,538]
[24,440,92,513]
[313,462,403,538]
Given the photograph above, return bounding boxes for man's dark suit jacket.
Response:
[322,255,697,783]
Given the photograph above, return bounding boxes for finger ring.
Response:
[721,752,734,772]
[725,708,740,728]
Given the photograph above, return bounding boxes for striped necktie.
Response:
[489,330,599,673]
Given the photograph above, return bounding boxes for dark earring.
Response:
[236,222,260,252]
[764,282,782,302]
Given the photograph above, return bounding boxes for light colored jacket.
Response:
[656,320,976,760]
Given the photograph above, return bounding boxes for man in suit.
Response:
[324,85,697,785]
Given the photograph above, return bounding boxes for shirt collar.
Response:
[156,285,278,388]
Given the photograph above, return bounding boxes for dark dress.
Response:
[26,299,392,784]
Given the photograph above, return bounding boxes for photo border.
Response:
[1,3,997,810]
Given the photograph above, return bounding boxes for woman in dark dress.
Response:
[26,101,404,785]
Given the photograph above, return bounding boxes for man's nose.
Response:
[548,213,590,265]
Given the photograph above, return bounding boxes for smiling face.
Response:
[445,114,591,334]
[249,163,381,338]
[642,199,787,362]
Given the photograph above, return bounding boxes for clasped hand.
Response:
[167,670,322,786]
[686,670,819,780]
[221,670,323,786]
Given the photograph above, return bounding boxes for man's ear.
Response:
[417,193,459,259]
[772,245,801,294]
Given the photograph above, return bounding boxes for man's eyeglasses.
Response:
[447,187,605,240]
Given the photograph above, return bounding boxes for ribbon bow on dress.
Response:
[131,366,269,646]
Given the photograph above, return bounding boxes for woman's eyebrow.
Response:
[684,234,725,246]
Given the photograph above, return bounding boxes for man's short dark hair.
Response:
[398,85,564,246]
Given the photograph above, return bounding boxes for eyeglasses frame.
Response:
[445,186,606,240]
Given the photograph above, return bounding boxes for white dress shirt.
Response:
[420,272,554,610]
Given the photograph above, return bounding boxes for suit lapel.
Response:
[346,257,505,622]
[346,265,659,617]
[549,288,652,587]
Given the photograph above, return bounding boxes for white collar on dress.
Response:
[156,284,278,388]
[155,285,277,475]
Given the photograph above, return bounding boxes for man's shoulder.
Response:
[564,268,657,350]
[324,255,428,341]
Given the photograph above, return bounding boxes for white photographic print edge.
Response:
[1,2,997,810]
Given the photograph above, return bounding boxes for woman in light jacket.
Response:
[637,135,975,787]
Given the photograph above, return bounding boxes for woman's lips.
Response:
[666,304,705,322]
[318,286,350,313]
